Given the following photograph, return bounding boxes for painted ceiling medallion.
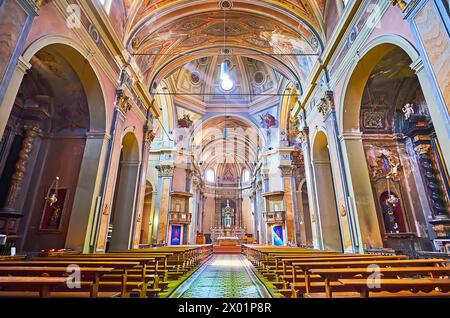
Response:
[190,71,201,85]
[254,71,266,86]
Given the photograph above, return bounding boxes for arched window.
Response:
[242,169,251,183]
[206,169,215,183]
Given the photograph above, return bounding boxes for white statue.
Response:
[402,103,415,120]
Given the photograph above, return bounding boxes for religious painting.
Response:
[39,188,68,232]
[178,114,193,128]
[273,225,284,246]
[170,225,182,246]
[259,113,277,129]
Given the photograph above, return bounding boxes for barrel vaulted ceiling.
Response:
[108,0,326,94]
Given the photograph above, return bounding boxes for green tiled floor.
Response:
[173,254,272,298]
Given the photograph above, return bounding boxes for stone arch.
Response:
[339,34,420,134]
[0,36,109,252]
[22,35,108,131]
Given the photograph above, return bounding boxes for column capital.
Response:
[156,164,174,177]
[279,165,295,177]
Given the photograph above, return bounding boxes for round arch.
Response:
[188,113,268,149]
[339,35,420,134]
[22,35,109,131]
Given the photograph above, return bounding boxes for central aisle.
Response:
[170,254,272,298]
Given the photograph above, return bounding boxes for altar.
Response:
[217,236,239,246]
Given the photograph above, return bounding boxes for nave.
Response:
[170,254,271,298]
[0,245,449,298]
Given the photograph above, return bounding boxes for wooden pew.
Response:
[290,258,447,297]
[0,266,114,298]
[31,256,161,297]
[309,267,450,297]
[0,277,91,298]
[338,278,450,298]
[0,261,139,298]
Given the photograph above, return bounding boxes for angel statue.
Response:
[402,103,415,120]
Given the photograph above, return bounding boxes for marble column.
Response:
[279,165,297,244]
[95,99,129,251]
[66,131,111,252]
[153,165,174,244]
[339,132,383,249]
[298,127,323,250]
[319,92,361,252]
[188,175,200,244]
[255,180,266,244]
[132,128,154,248]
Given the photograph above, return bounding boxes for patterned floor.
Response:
[172,254,271,298]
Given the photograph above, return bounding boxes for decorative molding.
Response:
[144,129,156,148]
[156,165,174,177]
[116,90,132,114]
[279,165,295,177]
[317,90,335,117]
[414,144,431,155]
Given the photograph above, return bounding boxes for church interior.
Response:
[0,0,449,299]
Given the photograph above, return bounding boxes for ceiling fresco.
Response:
[168,55,285,110]
[122,1,324,89]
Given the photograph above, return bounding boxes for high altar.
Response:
[210,200,247,248]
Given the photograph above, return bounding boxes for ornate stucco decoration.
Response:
[391,0,409,11]
[340,203,347,217]
[144,130,156,148]
[367,148,402,181]
[318,91,335,117]
[414,144,431,155]
[279,165,295,177]
[156,165,174,177]
[116,90,132,114]
[297,128,309,145]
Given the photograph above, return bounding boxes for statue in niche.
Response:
[402,103,415,120]
[222,200,235,229]
[381,198,398,233]
[380,192,404,234]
